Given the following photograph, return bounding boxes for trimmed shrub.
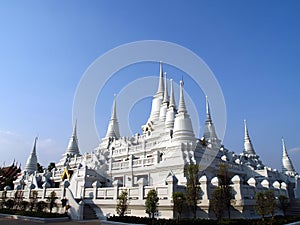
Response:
[107,215,300,225]
[36,201,47,212]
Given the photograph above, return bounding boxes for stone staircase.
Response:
[83,204,98,220]
[89,203,107,220]
[287,198,300,216]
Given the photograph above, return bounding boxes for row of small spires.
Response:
[102,61,296,175]
[23,113,296,175]
[23,62,296,175]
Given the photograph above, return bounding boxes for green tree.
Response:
[145,189,159,218]
[277,195,289,216]
[265,190,275,224]
[255,190,275,222]
[29,190,38,211]
[184,164,200,218]
[217,163,233,219]
[5,199,14,210]
[47,191,57,213]
[47,162,56,172]
[210,186,224,221]
[255,192,267,221]
[13,190,23,210]
[36,201,47,212]
[0,191,7,209]
[20,200,29,211]
[116,190,129,216]
[210,163,233,221]
[172,192,185,222]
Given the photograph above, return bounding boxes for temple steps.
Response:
[287,198,300,216]
[83,204,98,220]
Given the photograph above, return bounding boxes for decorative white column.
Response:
[211,176,219,187]
[199,175,208,202]
[231,175,242,203]
[261,179,269,189]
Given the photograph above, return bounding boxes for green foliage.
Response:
[184,164,200,218]
[36,201,47,212]
[46,191,57,213]
[30,190,38,211]
[0,191,7,209]
[145,189,159,218]
[172,192,185,221]
[116,190,129,216]
[107,215,300,225]
[255,190,275,221]
[0,189,66,218]
[210,186,224,221]
[0,208,67,218]
[265,190,275,221]
[210,163,233,220]
[5,199,14,209]
[277,195,289,216]
[13,190,23,209]
[217,164,231,185]
[255,192,267,220]
[20,200,29,211]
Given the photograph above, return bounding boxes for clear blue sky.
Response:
[0,1,299,172]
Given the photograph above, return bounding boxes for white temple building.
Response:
[7,62,300,219]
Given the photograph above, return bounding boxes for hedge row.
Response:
[0,208,67,218]
[107,215,300,225]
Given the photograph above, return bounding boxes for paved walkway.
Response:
[0,218,138,225]
[0,218,102,225]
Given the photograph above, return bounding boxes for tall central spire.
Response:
[111,94,117,120]
[105,94,120,139]
[243,120,256,156]
[156,61,164,95]
[25,137,38,174]
[282,137,296,175]
[147,61,165,122]
[205,96,212,123]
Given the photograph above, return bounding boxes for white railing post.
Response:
[113,180,119,200]
[137,178,147,200]
[78,200,84,220]
[92,180,101,200]
[166,175,178,199]
[42,187,46,200]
